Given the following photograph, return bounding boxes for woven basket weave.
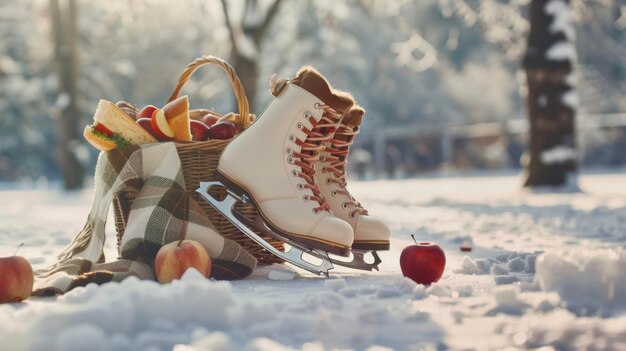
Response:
[112,56,284,264]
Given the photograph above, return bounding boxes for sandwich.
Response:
[84,100,158,151]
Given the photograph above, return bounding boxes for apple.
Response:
[208,121,237,140]
[136,118,160,139]
[190,120,211,141]
[201,113,221,128]
[150,109,174,140]
[400,236,445,285]
[154,240,211,284]
[138,105,158,119]
[0,255,33,303]
[460,241,472,252]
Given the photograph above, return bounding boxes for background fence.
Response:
[352,113,626,179]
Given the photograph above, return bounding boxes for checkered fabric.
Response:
[33,143,256,296]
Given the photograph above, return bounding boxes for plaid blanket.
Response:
[33,143,256,296]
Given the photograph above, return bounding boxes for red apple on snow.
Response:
[208,121,237,140]
[400,236,446,285]
[150,109,174,140]
[460,241,472,252]
[138,105,158,119]
[0,255,34,303]
[189,120,211,141]
[201,113,221,128]
[154,240,211,284]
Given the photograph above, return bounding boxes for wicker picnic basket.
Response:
[111,55,284,264]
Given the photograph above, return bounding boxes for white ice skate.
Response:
[198,67,356,276]
[314,106,390,271]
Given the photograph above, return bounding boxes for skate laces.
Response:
[292,105,343,213]
[321,124,368,218]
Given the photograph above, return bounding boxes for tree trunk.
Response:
[221,0,283,112]
[50,0,84,189]
[231,55,259,111]
[523,0,577,187]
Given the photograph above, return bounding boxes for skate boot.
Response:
[198,67,355,276]
[314,106,390,271]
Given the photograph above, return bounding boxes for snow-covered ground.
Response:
[1,172,625,351]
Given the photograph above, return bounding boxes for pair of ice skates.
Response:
[198,67,390,276]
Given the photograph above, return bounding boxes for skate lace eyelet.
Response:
[286,147,293,154]
[304,110,312,118]
[287,156,294,164]
[320,156,326,162]
[342,202,349,209]
[296,122,303,129]
[331,190,338,197]
[313,102,321,109]
[326,178,331,185]
[303,195,309,201]
[289,134,296,142]
[312,208,320,214]
[349,211,356,218]
[291,169,298,176]
[297,183,305,190]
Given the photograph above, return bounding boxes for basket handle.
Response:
[167,55,252,130]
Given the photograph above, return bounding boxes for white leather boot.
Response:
[315,106,391,251]
[216,67,355,257]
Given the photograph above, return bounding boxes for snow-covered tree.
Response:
[523,0,578,188]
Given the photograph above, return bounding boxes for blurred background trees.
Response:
[0,0,624,188]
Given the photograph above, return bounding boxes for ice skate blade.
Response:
[212,171,352,257]
[197,181,335,277]
[329,250,382,272]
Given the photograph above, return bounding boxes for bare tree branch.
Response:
[254,0,284,44]
[220,0,239,54]
[355,1,373,19]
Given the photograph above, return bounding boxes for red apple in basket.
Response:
[201,113,221,128]
[208,121,237,140]
[150,109,174,140]
[0,248,34,303]
[154,240,211,284]
[190,120,211,141]
[136,118,160,139]
[400,236,446,285]
[138,105,158,119]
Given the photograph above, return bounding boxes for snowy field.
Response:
[1,172,625,351]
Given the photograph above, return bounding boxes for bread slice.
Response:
[163,96,192,141]
[93,100,157,145]
[83,125,117,152]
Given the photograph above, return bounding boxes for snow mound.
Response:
[455,252,542,287]
[536,249,626,314]
[510,310,626,350]
[484,286,530,316]
[19,275,237,350]
[268,269,296,281]
[0,273,436,350]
